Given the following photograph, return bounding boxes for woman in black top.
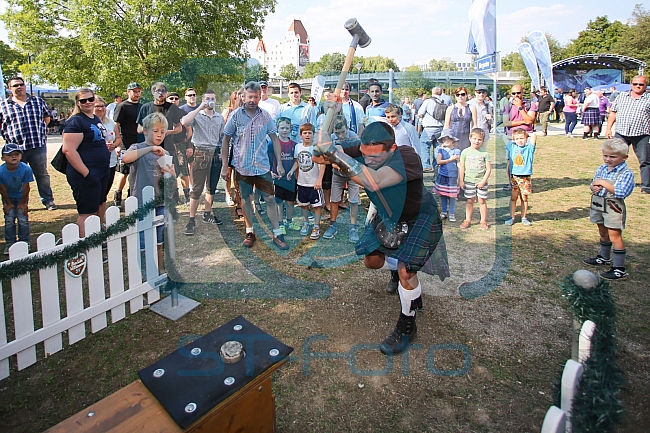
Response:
[62,88,112,236]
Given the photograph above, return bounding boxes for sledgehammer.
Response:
[320,18,372,134]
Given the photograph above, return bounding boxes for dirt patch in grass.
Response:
[0,134,648,432]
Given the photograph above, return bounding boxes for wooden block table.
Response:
[46,316,291,432]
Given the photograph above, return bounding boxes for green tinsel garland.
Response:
[560,275,624,432]
[0,177,180,283]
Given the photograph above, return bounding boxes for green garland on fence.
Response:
[561,275,624,433]
[0,177,180,283]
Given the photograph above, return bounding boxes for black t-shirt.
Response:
[63,113,111,171]
[537,94,554,112]
[343,144,424,222]
[114,101,143,146]
[137,102,185,153]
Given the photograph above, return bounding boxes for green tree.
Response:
[400,66,433,94]
[359,55,400,73]
[0,42,26,85]
[302,53,400,78]
[428,59,458,71]
[279,64,300,80]
[1,0,276,94]
[564,16,627,57]
[612,5,650,68]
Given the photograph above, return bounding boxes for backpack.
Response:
[427,96,447,122]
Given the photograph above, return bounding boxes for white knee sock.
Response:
[398,283,421,317]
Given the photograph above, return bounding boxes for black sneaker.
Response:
[202,213,223,225]
[386,271,399,294]
[184,220,195,236]
[45,202,57,211]
[583,255,611,266]
[600,267,628,281]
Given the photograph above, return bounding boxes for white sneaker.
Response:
[440,212,447,220]
[448,214,456,222]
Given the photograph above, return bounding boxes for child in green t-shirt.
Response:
[459,128,492,230]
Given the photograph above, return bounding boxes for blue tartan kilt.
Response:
[356,192,450,279]
[581,107,601,126]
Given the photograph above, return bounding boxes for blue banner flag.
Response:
[467,0,496,57]
[518,43,541,91]
[527,31,554,92]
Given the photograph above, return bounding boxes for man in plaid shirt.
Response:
[606,75,650,194]
[0,77,56,210]
[220,81,286,250]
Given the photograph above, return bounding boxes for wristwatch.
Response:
[518,106,524,111]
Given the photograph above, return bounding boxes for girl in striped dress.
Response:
[434,129,461,222]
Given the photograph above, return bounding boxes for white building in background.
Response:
[252,20,310,78]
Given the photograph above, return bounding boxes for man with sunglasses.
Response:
[502,84,537,138]
[258,81,280,118]
[469,85,493,140]
[606,76,650,194]
[0,76,56,210]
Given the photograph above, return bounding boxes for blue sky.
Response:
[245,0,642,67]
[0,0,642,68]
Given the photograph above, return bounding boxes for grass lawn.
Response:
[0,132,648,432]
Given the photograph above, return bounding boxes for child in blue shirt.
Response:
[583,138,635,280]
[0,143,34,254]
[504,128,537,226]
[433,129,461,222]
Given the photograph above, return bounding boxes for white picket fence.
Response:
[0,186,167,381]
[540,320,596,433]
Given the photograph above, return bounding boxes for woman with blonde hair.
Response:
[62,88,113,236]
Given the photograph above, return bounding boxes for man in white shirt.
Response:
[258,80,280,118]
[469,85,493,140]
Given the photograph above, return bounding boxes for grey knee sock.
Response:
[599,241,612,260]
[613,249,626,268]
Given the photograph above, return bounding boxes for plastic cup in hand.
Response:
[208,100,216,110]
[158,155,174,178]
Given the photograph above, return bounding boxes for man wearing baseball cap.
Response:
[0,142,33,254]
[112,82,144,207]
[469,85,493,140]
[258,81,280,118]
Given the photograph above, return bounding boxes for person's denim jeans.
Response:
[420,127,442,169]
[564,112,578,134]
[21,146,54,205]
[4,198,29,244]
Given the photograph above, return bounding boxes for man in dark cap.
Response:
[313,121,449,354]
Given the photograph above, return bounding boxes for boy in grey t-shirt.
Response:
[121,112,175,267]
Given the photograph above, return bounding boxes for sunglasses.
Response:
[11,83,25,88]
[168,97,179,100]
[476,90,487,94]
[185,94,196,97]
[631,82,646,86]
[78,96,95,104]
[456,93,466,97]
[512,92,522,95]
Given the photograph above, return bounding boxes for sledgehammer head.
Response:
[345,18,371,48]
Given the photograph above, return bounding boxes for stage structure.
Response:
[552,54,646,93]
